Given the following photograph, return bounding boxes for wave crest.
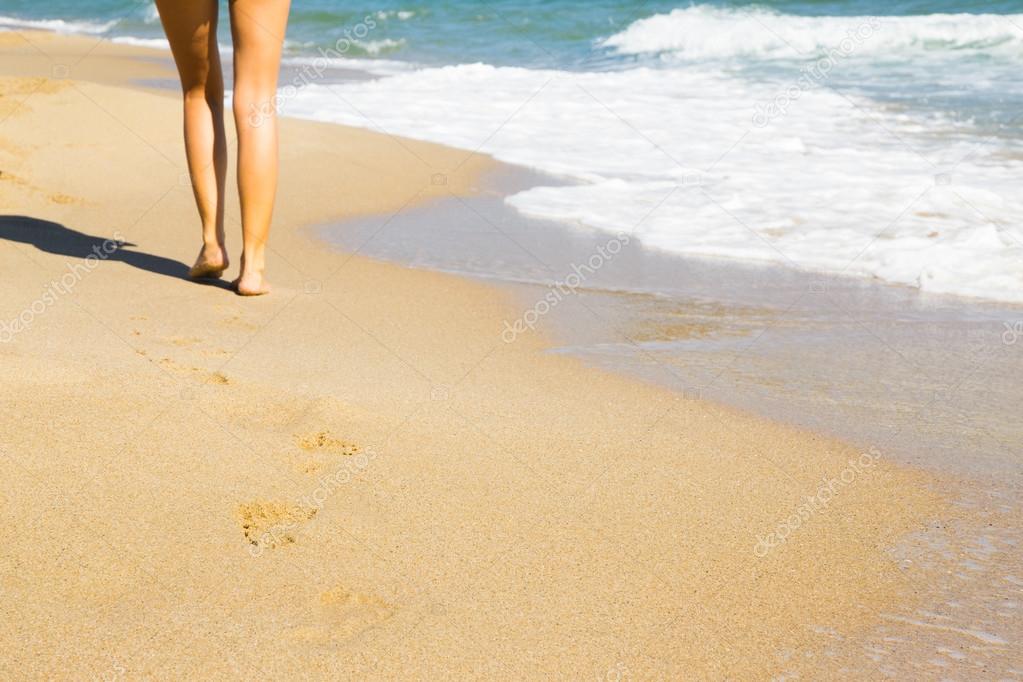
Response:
[0,15,116,35]
[602,7,1023,60]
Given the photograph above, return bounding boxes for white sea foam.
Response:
[354,38,406,55]
[376,10,416,22]
[283,61,1023,302]
[0,15,115,35]
[602,7,1023,60]
[110,36,170,50]
[280,53,415,77]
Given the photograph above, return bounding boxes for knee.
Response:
[183,81,209,104]
[182,77,224,116]
[233,88,276,130]
[180,58,210,98]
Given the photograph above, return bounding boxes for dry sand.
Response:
[0,31,954,679]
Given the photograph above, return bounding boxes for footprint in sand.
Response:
[170,336,202,347]
[295,431,361,474]
[166,336,231,359]
[297,431,361,456]
[157,357,229,385]
[236,500,317,550]
[158,356,198,373]
[289,587,395,644]
[0,78,68,118]
[220,314,258,331]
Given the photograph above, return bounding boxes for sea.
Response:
[1,0,1023,302]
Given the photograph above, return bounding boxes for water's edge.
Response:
[314,163,1023,482]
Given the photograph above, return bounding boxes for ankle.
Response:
[202,235,225,251]
[240,248,266,274]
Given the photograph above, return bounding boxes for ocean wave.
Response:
[285,37,408,60]
[602,7,1023,60]
[375,10,417,22]
[0,15,116,35]
[110,36,170,50]
[281,62,1023,303]
[353,38,406,56]
[281,54,415,77]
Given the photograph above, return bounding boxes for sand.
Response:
[0,31,953,678]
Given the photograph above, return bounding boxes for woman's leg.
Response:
[154,0,229,278]
[229,0,291,296]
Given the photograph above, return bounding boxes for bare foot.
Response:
[232,270,270,296]
[189,244,229,279]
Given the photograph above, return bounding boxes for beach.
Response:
[0,29,1017,680]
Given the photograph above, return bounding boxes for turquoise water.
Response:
[2,0,1022,130]
[3,1,1023,66]
[5,1,1023,61]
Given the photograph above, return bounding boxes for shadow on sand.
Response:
[0,215,231,290]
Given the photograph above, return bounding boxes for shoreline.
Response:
[0,30,1017,678]
[318,168,1023,481]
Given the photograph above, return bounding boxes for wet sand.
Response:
[322,165,1023,478]
[0,30,1010,679]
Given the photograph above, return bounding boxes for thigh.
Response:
[229,0,291,91]
[154,0,220,91]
